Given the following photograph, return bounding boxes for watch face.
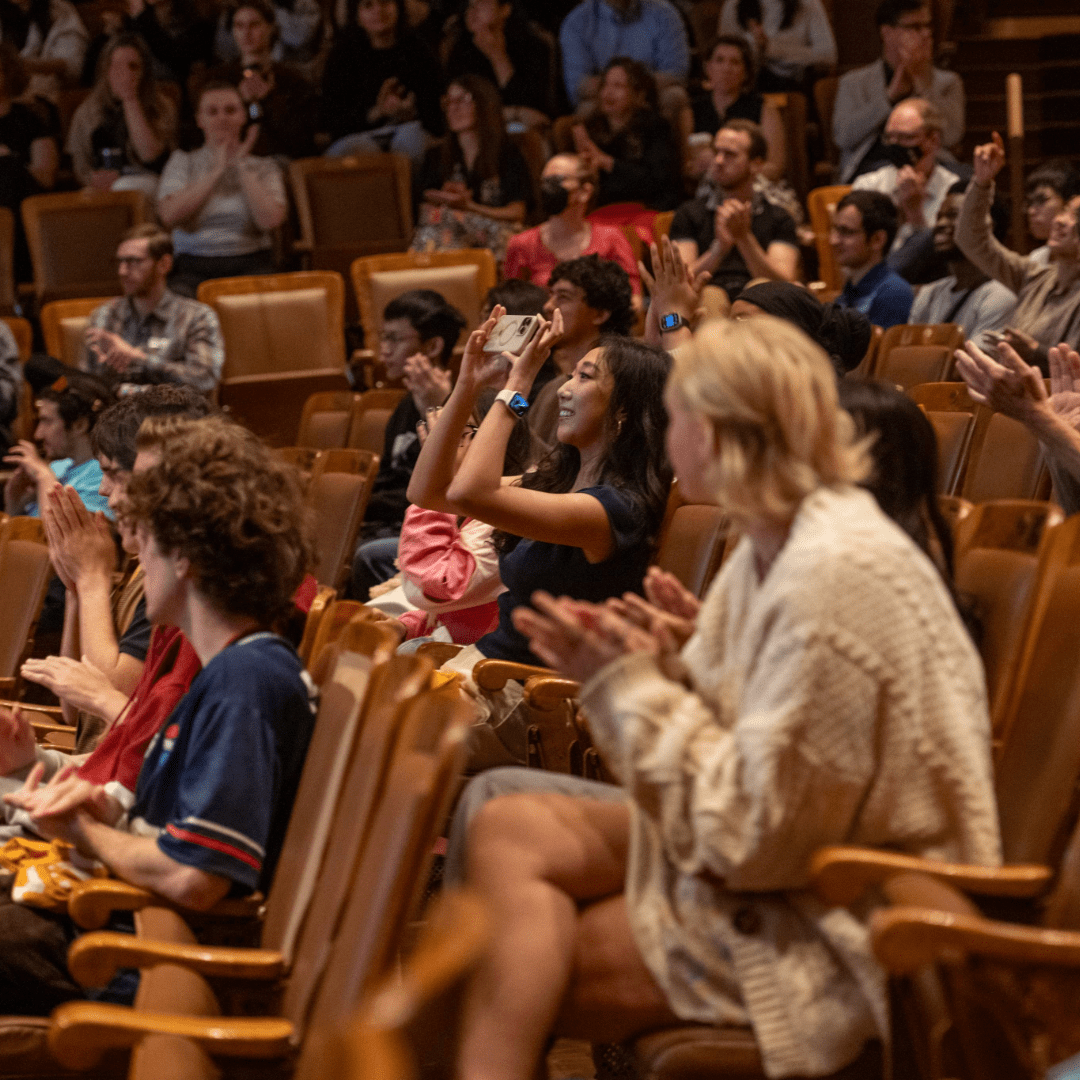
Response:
[659,313,682,331]
[508,392,529,416]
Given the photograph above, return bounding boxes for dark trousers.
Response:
[168,250,275,298]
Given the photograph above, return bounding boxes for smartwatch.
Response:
[495,388,530,417]
[659,312,690,333]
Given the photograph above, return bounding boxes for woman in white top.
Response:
[0,0,87,98]
[156,80,286,297]
[719,0,836,91]
[452,315,1001,1080]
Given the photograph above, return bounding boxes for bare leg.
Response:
[457,793,631,1080]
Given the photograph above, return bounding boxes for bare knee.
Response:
[465,793,563,884]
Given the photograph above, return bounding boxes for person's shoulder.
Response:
[882,264,915,296]
[201,634,305,695]
[674,194,708,218]
[851,164,893,191]
[506,225,541,254]
[560,0,590,28]
[931,65,962,90]
[642,0,683,19]
[837,58,882,88]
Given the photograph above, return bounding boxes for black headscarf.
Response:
[739,281,872,375]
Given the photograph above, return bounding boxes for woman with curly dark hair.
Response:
[570,56,680,212]
[412,72,532,260]
[408,303,671,769]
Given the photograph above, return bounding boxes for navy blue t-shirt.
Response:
[476,485,653,665]
[129,632,317,894]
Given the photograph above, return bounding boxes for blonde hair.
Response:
[672,315,870,525]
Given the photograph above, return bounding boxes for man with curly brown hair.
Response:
[0,416,317,1015]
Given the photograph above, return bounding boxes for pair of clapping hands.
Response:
[0,707,123,848]
[513,565,701,685]
[955,335,1080,432]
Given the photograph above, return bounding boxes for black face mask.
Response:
[540,177,571,218]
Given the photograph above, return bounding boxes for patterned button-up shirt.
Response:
[81,290,225,394]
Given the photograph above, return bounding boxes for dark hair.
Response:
[38,371,114,433]
[124,417,314,626]
[495,337,672,553]
[721,117,768,164]
[122,222,173,261]
[440,73,505,185]
[382,289,467,364]
[92,384,213,471]
[838,378,955,582]
[229,0,277,27]
[875,0,927,28]
[837,189,900,252]
[548,254,635,337]
[347,0,405,40]
[483,280,548,318]
[1025,160,1080,202]
[702,33,756,89]
[736,0,799,30]
[739,281,872,374]
[0,41,28,98]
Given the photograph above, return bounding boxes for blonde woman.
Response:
[452,315,1002,1080]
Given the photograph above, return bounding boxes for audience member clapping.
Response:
[157,80,287,296]
[212,0,318,159]
[558,0,689,114]
[321,0,442,163]
[832,189,913,328]
[449,313,999,1080]
[412,74,531,261]
[569,58,680,214]
[958,133,1080,372]
[66,33,175,197]
[443,0,556,128]
[833,0,963,183]
[909,181,1015,340]
[681,34,785,183]
[956,338,1080,516]
[503,153,640,294]
[409,306,672,771]
[1025,161,1080,269]
[670,118,799,300]
[717,0,837,93]
[852,98,962,282]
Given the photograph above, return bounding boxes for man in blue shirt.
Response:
[832,190,914,329]
[3,371,113,518]
[559,0,690,109]
[0,416,316,1015]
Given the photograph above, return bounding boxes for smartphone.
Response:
[484,314,541,356]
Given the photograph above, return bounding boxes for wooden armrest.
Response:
[350,348,375,364]
[48,1001,294,1069]
[292,238,313,251]
[44,730,77,751]
[871,904,1080,976]
[223,368,348,388]
[473,658,556,692]
[69,878,264,930]
[68,931,285,988]
[809,845,1052,906]
[0,698,64,718]
[523,675,581,710]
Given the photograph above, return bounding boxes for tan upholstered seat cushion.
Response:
[368,265,483,338]
[876,344,952,389]
[58,317,90,368]
[214,288,345,378]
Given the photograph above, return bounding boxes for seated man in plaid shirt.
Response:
[79,224,225,395]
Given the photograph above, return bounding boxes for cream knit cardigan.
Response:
[579,485,1002,1078]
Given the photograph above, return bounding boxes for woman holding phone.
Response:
[407,304,671,769]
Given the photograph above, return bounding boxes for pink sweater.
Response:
[502,222,642,294]
[397,505,504,644]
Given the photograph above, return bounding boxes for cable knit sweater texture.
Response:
[579,485,1002,1078]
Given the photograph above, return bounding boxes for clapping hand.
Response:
[42,485,117,593]
[3,762,124,843]
[1048,342,1080,431]
[605,566,701,650]
[85,327,141,372]
[404,352,453,414]
[954,337,1045,422]
[4,440,53,486]
[512,590,677,685]
[0,705,35,776]
[716,198,752,243]
[571,124,614,174]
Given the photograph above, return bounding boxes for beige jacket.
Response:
[580,485,1002,1078]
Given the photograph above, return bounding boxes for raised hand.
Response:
[458,306,513,393]
[403,352,452,414]
[1048,342,1080,432]
[43,485,117,590]
[640,236,709,323]
[717,198,752,243]
[505,309,561,395]
[20,654,126,719]
[973,132,1006,186]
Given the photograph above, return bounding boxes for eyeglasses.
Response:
[116,255,153,267]
[380,331,419,345]
[830,225,864,238]
[893,17,932,31]
[442,91,473,109]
